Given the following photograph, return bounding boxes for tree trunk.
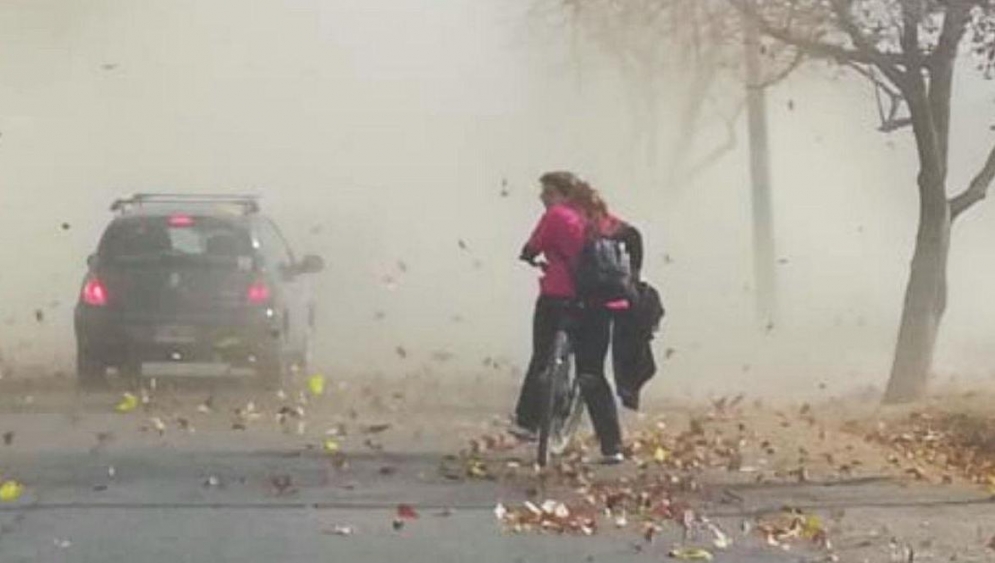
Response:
[882,181,951,404]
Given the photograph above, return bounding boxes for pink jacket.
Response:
[523,204,587,298]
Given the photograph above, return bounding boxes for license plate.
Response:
[154,325,197,344]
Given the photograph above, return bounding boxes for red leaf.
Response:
[397,503,419,520]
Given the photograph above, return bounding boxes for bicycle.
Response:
[520,256,587,467]
[535,316,586,467]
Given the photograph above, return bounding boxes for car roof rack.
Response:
[110,193,260,215]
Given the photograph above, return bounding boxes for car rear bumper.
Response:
[74,305,282,367]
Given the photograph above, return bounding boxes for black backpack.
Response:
[575,234,634,302]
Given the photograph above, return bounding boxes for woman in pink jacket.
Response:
[513,171,623,464]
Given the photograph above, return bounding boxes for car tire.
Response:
[77,342,108,390]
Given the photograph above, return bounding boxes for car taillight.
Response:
[82,277,108,307]
[247,281,271,305]
[168,214,194,227]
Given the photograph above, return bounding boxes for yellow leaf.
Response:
[467,461,489,479]
[668,547,714,561]
[654,447,669,463]
[0,480,23,502]
[801,515,824,539]
[116,393,138,413]
[307,374,326,396]
[323,439,340,453]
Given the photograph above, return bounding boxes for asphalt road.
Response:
[0,379,992,563]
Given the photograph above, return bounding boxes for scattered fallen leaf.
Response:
[270,474,295,496]
[197,395,214,414]
[323,439,340,453]
[0,480,24,502]
[364,423,392,435]
[115,393,139,413]
[2,431,12,446]
[397,504,419,520]
[324,525,355,536]
[148,417,166,435]
[668,547,714,561]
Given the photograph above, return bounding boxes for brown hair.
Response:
[538,171,581,199]
[539,170,610,225]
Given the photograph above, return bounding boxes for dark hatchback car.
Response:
[74,194,323,388]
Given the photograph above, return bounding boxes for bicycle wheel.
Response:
[537,330,584,467]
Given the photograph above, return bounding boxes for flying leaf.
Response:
[308,374,326,396]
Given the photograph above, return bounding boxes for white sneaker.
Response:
[508,423,538,442]
[599,452,625,465]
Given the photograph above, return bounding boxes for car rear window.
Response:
[100,216,252,261]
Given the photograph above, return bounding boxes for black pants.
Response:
[515,296,622,455]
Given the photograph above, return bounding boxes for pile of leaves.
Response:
[624,417,743,472]
[866,410,995,487]
[439,431,521,481]
[754,509,830,551]
[494,500,599,535]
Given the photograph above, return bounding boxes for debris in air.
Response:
[307,374,326,396]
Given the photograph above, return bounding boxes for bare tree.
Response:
[545,0,798,322]
[546,0,751,188]
[732,0,995,402]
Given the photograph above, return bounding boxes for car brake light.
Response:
[247,281,271,304]
[168,214,194,227]
[82,278,108,306]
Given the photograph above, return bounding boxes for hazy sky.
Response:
[1,0,993,398]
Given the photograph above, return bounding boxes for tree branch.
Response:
[897,0,924,69]
[838,61,912,132]
[748,47,806,89]
[950,141,995,221]
[674,98,747,186]
[828,0,907,85]
[729,0,906,77]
